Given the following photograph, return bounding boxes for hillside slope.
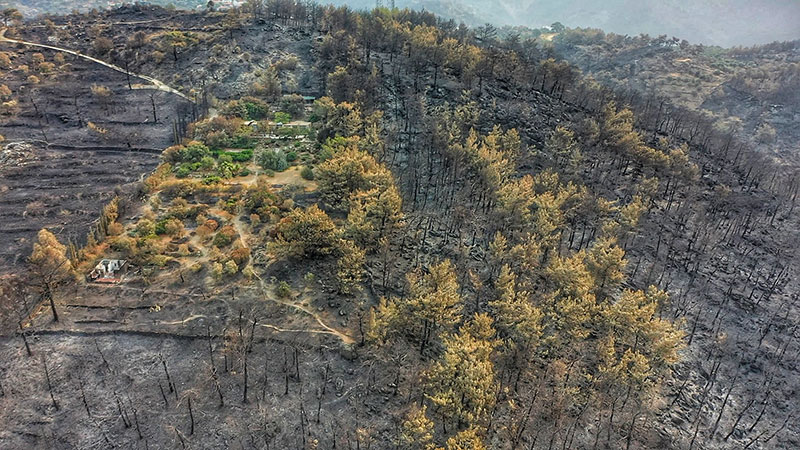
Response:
[0,4,798,450]
[551,29,800,163]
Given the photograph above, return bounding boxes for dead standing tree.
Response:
[149,92,158,123]
[41,354,59,410]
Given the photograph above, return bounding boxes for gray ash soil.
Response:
[0,328,367,449]
[0,45,194,149]
[0,145,157,273]
[0,272,386,450]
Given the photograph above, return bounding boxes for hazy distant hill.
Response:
[330,0,800,47]
[518,0,800,47]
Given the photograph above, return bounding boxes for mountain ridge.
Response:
[328,0,800,47]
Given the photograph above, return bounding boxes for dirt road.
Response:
[0,28,193,102]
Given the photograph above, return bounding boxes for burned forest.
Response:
[0,3,798,449]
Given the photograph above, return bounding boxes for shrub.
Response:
[87,121,107,135]
[242,265,256,279]
[151,50,165,64]
[223,260,239,275]
[149,255,171,267]
[243,97,269,119]
[231,247,251,266]
[196,224,214,239]
[0,99,18,115]
[256,148,289,172]
[212,232,232,247]
[199,156,216,170]
[300,166,314,180]
[160,180,197,200]
[149,195,162,212]
[164,218,185,237]
[223,100,248,119]
[220,196,239,214]
[162,145,184,163]
[222,96,270,120]
[205,130,231,149]
[229,134,254,149]
[38,62,55,73]
[175,165,192,178]
[135,219,156,237]
[277,127,302,138]
[286,151,298,162]
[164,142,214,164]
[243,181,278,216]
[143,164,171,192]
[110,236,136,255]
[181,141,212,162]
[216,160,241,179]
[212,225,237,247]
[318,146,333,162]
[276,281,292,298]
[224,149,254,162]
[31,53,45,66]
[211,262,224,279]
[94,36,113,55]
[273,111,291,124]
[106,222,125,236]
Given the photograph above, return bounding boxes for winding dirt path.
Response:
[155,312,343,338]
[0,28,193,102]
[251,273,355,346]
[260,322,350,340]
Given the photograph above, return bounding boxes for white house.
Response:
[89,259,127,283]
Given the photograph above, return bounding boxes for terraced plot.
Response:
[0,145,158,272]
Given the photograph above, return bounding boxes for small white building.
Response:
[89,259,127,283]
